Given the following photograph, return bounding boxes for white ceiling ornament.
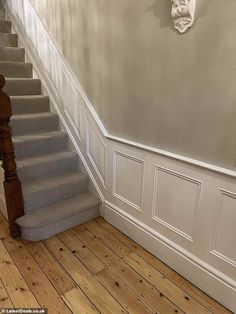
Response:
[171,0,196,33]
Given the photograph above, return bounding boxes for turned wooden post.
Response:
[0,74,24,238]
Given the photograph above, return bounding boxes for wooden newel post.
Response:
[0,74,24,238]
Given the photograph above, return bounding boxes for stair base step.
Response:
[16,193,101,241]
[19,206,100,241]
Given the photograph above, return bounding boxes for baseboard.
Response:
[104,202,236,312]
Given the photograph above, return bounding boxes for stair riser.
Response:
[11,96,50,114]
[0,33,17,47]
[0,48,25,62]
[18,156,78,182]
[19,206,100,241]
[24,177,89,212]
[4,79,41,95]
[11,115,59,136]
[14,134,68,158]
[0,21,11,33]
[0,63,32,78]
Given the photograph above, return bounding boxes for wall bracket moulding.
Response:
[171,0,197,33]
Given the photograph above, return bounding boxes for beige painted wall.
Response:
[30,0,236,170]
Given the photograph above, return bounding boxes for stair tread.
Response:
[11,95,47,99]
[4,78,41,95]
[6,77,39,81]
[13,130,67,142]
[0,47,25,62]
[12,112,57,119]
[17,151,78,167]
[0,61,30,65]
[0,32,15,35]
[16,193,101,228]
[23,171,88,195]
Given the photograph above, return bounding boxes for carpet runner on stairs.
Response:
[0,8,101,241]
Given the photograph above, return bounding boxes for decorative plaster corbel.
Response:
[171,0,196,33]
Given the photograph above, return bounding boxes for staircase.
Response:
[0,8,101,241]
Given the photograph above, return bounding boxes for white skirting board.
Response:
[3,0,236,311]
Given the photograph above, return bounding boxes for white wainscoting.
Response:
[152,165,202,242]
[4,0,236,311]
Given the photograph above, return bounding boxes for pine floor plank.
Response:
[83,220,131,258]
[96,268,156,314]
[25,240,77,295]
[95,217,139,250]
[0,279,14,308]
[0,240,39,308]
[44,236,127,314]
[62,287,99,314]
[72,224,95,244]
[58,230,106,274]
[1,236,71,314]
[96,218,230,314]
[85,221,213,313]
[90,219,211,314]
[59,230,155,314]
[75,227,182,314]
[124,252,211,314]
[26,239,100,314]
[0,215,71,314]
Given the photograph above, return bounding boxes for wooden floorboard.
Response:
[0,213,232,314]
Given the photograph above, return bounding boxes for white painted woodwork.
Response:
[112,150,144,211]
[152,166,202,242]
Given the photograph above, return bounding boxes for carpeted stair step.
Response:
[0,33,17,47]
[0,61,32,78]
[11,95,50,114]
[16,193,101,241]
[23,171,89,212]
[14,131,68,158]
[0,47,25,62]
[11,112,59,135]
[0,20,11,33]
[0,9,5,20]
[17,151,79,182]
[3,78,41,95]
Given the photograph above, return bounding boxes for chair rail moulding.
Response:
[171,0,197,33]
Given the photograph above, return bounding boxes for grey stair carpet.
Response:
[4,78,41,95]
[11,112,59,135]
[11,95,50,114]
[0,61,32,78]
[0,8,101,241]
[13,131,68,158]
[0,47,25,62]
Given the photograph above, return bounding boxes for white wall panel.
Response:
[86,117,106,187]
[211,189,236,267]
[113,150,144,211]
[152,166,202,242]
